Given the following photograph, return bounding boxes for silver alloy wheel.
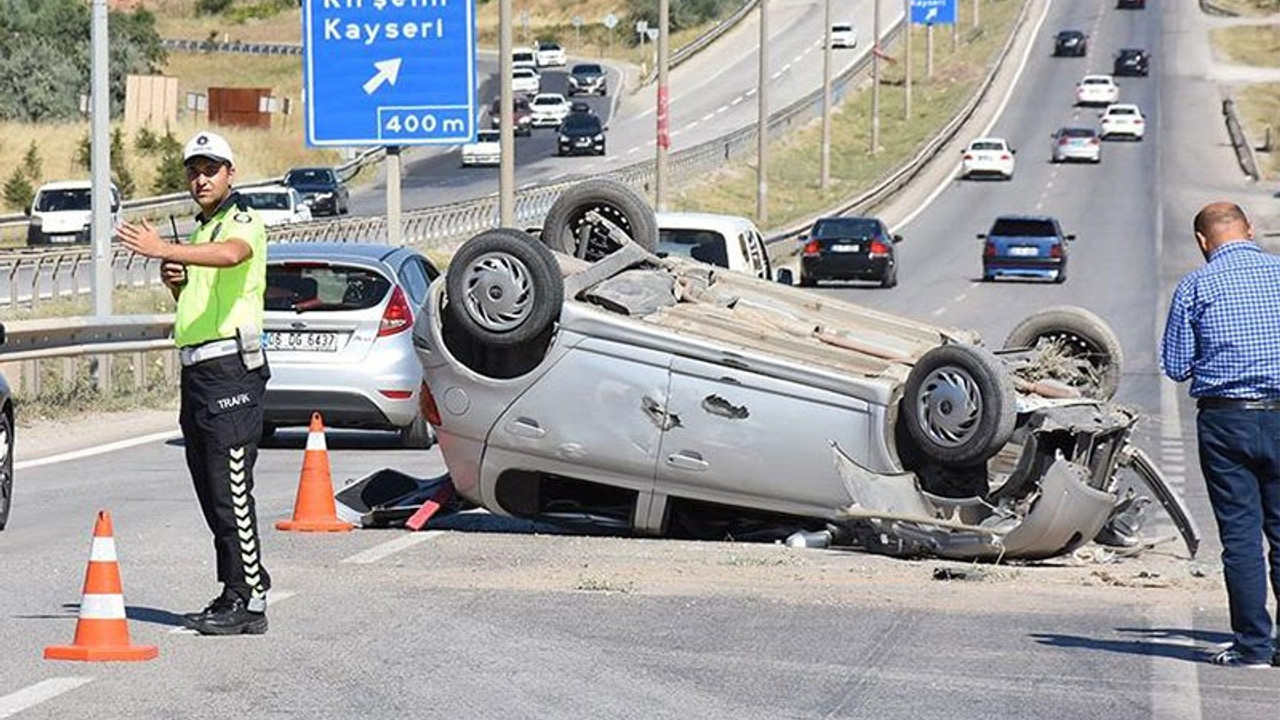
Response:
[461,251,533,333]
[914,365,983,448]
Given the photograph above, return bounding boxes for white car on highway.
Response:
[461,130,501,167]
[829,23,858,48]
[511,67,541,95]
[239,185,312,227]
[1075,74,1119,106]
[960,137,1016,180]
[529,93,571,128]
[512,47,538,71]
[1098,103,1146,140]
[535,41,567,67]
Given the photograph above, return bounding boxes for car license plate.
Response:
[830,244,861,253]
[1008,246,1039,257]
[265,331,340,352]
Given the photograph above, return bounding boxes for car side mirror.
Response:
[1011,148,1017,154]
[0,323,6,346]
[976,233,987,240]
[23,206,31,217]
[774,268,794,285]
[892,234,903,244]
[797,234,808,243]
[1065,234,1076,241]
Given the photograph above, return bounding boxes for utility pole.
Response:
[387,146,402,245]
[90,0,111,318]
[499,0,514,226]
[974,0,980,28]
[927,23,934,79]
[756,0,768,225]
[655,0,670,210]
[904,0,912,120]
[870,0,881,154]
[820,0,832,190]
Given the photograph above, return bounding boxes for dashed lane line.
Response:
[16,430,181,470]
[341,531,445,565]
[0,678,94,718]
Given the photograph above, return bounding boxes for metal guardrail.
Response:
[161,38,303,55]
[1198,0,1239,17]
[1223,95,1261,182]
[0,315,177,396]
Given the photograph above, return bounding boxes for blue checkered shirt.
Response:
[1161,241,1280,398]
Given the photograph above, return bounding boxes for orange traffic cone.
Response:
[45,511,158,662]
[276,413,353,532]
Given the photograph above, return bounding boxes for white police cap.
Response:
[183,131,235,167]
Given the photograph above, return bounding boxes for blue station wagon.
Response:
[979,215,1074,283]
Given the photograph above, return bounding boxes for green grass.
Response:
[671,0,1024,229]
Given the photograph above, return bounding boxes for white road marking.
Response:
[745,88,757,97]
[341,531,445,565]
[931,307,947,317]
[702,112,716,122]
[717,104,730,114]
[731,96,745,105]
[952,293,968,303]
[169,590,295,634]
[0,678,93,718]
[688,120,700,130]
[628,147,640,154]
[1148,604,1203,720]
[16,429,181,470]
[793,53,806,65]
[671,129,683,138]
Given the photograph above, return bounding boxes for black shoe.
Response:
[191,596,268,636]
[181,590,237,629]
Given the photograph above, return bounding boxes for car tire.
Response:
[446,228,564,348]
[399,413,435,449]
[880,266,898,289]
[1054,268,1067,284]
[902,344,1016,466]
[1002,305,1124,401]
[540,178,657,261]
[0,409,11,530]
[798,273,815,287]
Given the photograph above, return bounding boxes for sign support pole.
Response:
[499,0,514,226]
[386,146,402,245]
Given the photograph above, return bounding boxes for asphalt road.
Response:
[2,1,1279,718]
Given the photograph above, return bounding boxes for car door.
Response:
[654,356,873,513]
[483,337,671,516]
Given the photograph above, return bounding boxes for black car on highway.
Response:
[799,215,901,288]
[1113,48,1149,76]
[1117,0,1144,7]
[557,112,606,156]
[1053,30,1087,57]
[567,63,607,96]
[283,167,349,217]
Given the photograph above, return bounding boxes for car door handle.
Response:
[506,417,546,439]
[666,451,708,472]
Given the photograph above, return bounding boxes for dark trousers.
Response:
[180,354,272,611]
[1196,407,1280,661]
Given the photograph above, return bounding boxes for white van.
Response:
[26,180,121,246]
[656,212,779,281]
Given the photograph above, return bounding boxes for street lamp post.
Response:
[756,0,768,225]
[904,0,912,120]
[820,0,832,190]
[870,0,881,154]
[656,0,670,210]
[499,0,514,226]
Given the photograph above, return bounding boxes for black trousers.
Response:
[180,353,272,611]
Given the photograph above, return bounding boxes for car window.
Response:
[398,257,432,305]
[1108,107,1136,116]
[1060,127,1095,138]
[285,169,332,185]
[266,264,391,312]
[242,192,290,211]
[475,130,500,142]
[35,189,92,212]
[989,219,1058,237]
[970,141,1004,151]
[562,114,601,132]
[812,217,879,240]
[659,229,730,267]
[573,64,603,75]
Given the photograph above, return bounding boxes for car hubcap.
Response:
[461,252,532,332]
[915,366,982,447]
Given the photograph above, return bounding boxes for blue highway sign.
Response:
[910,0,957,25]
[303,0,477,146]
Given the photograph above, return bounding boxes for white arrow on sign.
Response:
[925,7,938,21]
[362,58,403,95]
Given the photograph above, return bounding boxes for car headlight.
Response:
[315,191,333,199]
[593,134,604,141]
[559,135,570,143]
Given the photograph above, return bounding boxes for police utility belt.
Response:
[179,325,265,370]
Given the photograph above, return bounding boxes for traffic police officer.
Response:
[117,131,272,635]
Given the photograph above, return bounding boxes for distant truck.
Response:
[26,180,121,247]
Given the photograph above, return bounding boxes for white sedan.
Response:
[829,23,858,48]
[960,137,1016,180]
[461,130,501,167]
[239,185,312,227]
[1099,103,1146,140]
[529,93,571,128]
[511,67,541,95]
[535,41,566,67]
[1075,74,1119,106]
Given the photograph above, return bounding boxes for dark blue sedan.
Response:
[979,215,1074,283]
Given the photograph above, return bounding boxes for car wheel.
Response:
[0,410,13,530]
[399,412,435,449]
[1054,268,1067,284]
[880,266,898,288]
[1001,305,1124,401]
[798,273,815,287]
[445,228,563,348]
[902,344,1016,466]
[540,178,657,261]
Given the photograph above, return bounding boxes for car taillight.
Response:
[1050,244,1063,258]
[983,242,996,257]
[379,389,413,399]
[1000,154,1011,161]
[1058,138,1069,145]
[378,285,413,337]
[803,240,822,256]
[963,154,974,161]
[869,240,890,256]
[419,382,442,426]
[1135,118,1144,124]
[1091,138,1101,145]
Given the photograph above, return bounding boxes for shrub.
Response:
[3,170,34,212]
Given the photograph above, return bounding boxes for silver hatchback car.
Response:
[263,242,438,447]
[414,181,1199,561]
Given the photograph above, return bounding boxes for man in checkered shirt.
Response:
[1161,201,1280,669]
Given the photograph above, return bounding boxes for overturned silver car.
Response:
[413,180,1199,561]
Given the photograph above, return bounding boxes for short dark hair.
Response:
[1193,202,1248,239]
